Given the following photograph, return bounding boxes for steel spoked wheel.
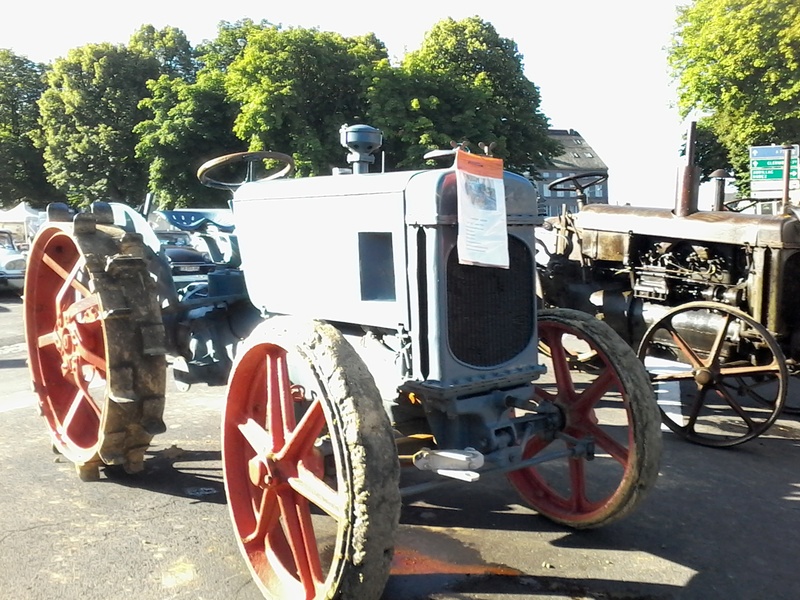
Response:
[222,318,401,600]
[637,301,787,447]
[24,211,167,480]
[508,308,661,529]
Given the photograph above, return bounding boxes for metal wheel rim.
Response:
[24,218,167,477]
[222,319,400,600]
[508,310,659,528]
[637,301,787,447]
[25,227,104,465]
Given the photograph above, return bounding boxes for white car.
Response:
[0,229,26,294]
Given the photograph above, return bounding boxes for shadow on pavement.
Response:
[104,446,226,505]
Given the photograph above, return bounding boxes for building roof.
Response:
[546,129,608,172]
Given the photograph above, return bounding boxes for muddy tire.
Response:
[222,317,401,599]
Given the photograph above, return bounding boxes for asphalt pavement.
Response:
[2,291,800,600]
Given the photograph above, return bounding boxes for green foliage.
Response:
[0,49,64,208]
[135,20,278,207]
[4,17,557,209]
[195,19,274,74]
[670,0,800,193]
[225,26,388,176]
[129,25,198,82]
[372,17,560,172]
[135,73,241,208]
[36,43,161,207]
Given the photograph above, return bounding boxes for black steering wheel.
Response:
[197,151,294,191]
[547,172,608,195]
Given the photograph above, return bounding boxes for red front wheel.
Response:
[508,309,661,528]
[222,318,400,599]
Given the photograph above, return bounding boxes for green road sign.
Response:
[750,145,800,183]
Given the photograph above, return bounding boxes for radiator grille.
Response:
[446,235,534,367]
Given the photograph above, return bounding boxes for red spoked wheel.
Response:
[24,209,167,480]
[223,318,400,600]
[508,308,661,528]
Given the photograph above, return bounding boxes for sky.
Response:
[1,0,694,207]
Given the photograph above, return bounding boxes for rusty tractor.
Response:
[536,123,800,449]
[23,124,662,600]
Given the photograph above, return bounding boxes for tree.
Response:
[36,43,160,206]
[129,25,198,82]
[669,0,800,193]
[195,19,273,74]
[372,17,560,173]
[690,119,734,181]
[0,49,64,208]
[135,73,242,208]
[135,21,274,208]
[225,26,388,175]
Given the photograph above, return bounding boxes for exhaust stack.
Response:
[675,121,701,217]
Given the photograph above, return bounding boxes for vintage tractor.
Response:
[23,124,662,600]
[536,123,800,448]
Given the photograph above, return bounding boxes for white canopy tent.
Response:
[0,202,45,244]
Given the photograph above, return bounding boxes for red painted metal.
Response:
[507,317,643,527]
[223,342,338,599]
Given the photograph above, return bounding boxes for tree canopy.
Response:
[225,26,388,176]
[36,43,160,206]
[669,0,800,192]
[393,17,560,173]
[129,24,198,82]
[1,17,561,209]
[0,49,63,208]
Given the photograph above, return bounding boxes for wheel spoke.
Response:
[666,322,705,369]
[587,422,629,465]
[533,384,558,403]
[279,399,325,464]
[651,370,699,382]
[63,295,99,320]
[37,331,58,348]
[289,462,345,521]
[713,384,757,432]
[242,487,280,545]
[705,312,732,367]
[717,362,781,377]
[572,368,615,413]
[52,256,91,302]
[276,486,323,597]
[568,457,588,513]
[238,418,274,455]
[543,330,576,398]
[77,344,106,373]
[682,387,708,433]
[266,348,295,450]
[60,387,100,430]
[73,374,103,417]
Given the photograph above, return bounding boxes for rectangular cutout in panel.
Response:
[359,232,396,301]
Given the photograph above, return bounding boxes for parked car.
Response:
[0,229,26,294]
[155,231,216,290]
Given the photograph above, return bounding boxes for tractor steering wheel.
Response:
[197,151,295,191]
[547,172,608,195]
